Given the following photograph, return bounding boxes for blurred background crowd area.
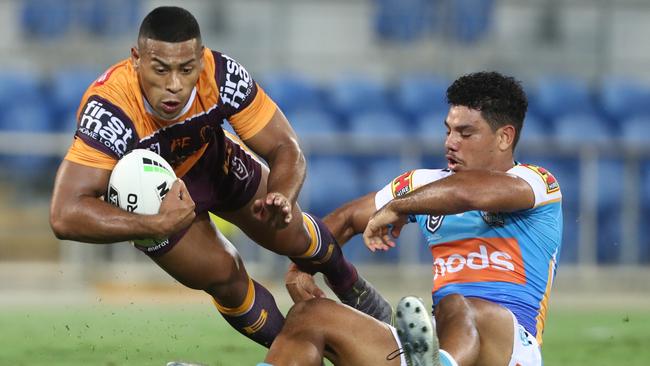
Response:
[0,0,649,274]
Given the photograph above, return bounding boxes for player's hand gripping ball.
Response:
[106,149,177,247]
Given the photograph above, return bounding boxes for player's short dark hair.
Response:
[447,71,528,150]
[138,6,201,44]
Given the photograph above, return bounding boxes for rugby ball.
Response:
[106,149,177,247]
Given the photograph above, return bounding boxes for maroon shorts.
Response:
[135,134,262,256]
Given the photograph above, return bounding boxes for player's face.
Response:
[132,38,204,119]
[444,105,509,172]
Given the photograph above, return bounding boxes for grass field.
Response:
[2,303,649,366]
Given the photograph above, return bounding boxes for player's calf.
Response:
[291,213,393,324]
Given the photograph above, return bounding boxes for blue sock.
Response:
[256,364,273,366]
[439,349,458,366]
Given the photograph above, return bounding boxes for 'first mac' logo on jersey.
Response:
[78,98,135,157]
[219,54,253,109]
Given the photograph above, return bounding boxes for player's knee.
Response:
[186,257,246,292]
[286,298,333,324]
[435,293,475,321]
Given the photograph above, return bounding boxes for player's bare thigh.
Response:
[462,297,514,366]
[216,163,310,257]
[294,298,402,366]
[150,212,250,307]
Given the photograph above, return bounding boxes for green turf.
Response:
[2,304,649,365]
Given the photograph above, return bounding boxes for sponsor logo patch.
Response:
[219,54,253,109]
[521,164,559,194]
[431,238,525,289]
[391,171,414,198]
[78,99,134,157]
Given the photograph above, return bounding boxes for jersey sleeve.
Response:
[65,94,139,169]
[374,169,450,209]
[213,51,277,140]
[508,164,562,207]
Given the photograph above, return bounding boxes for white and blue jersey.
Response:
[375,164,562,345]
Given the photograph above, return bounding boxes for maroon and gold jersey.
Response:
[64,48,276,178]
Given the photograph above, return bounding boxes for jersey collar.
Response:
[143,87,197,121]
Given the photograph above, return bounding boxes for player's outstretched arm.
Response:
[49,160,195,244]
[363,170,535,250]
[323,192,377,246]
[244,108,305,229]
[388,169,535,216]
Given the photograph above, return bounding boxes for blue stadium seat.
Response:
[21,0,72,39]
[261,73,326,114]
[415,111,448,149]
[0,72,50,133]
[0,101,56,180]
[1,101,53,133]
[598,77,650,125]
[76,0,141,36]
[328,76,393,120]
[286,109,341,139]
[532,77,595,121]
[348,111,408,139]
[639,161,650,263]
[519,113,551,145]
[374,0,436,42]
[49,69,98,131]
[0,72,44,109]
[553,113,611,145]
[396,75,449,120]
[448,0,495,43]
[620,115,650,146]
[300,157,363,217]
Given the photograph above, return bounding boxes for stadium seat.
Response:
[447,0,495,44]
[0,72,50,133]
[519,113,550,145]
[638,160,650,263]
[285,109,342,139]
[347,111,408,139]
[0,72,45,109]
[300,157,363,217]
[327,76,393,121]
[261,73,326,114]
[553,113,611,145]
[21,0,72,39]
[415,111,448,150]
[374,0,436,42]
[532,77,595,121]
[49,69,99,131]
[620,115,650,147]
[395,75,449,121]
[1,101,53,133]
[598,77,650,125]
[76,0,142,36]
